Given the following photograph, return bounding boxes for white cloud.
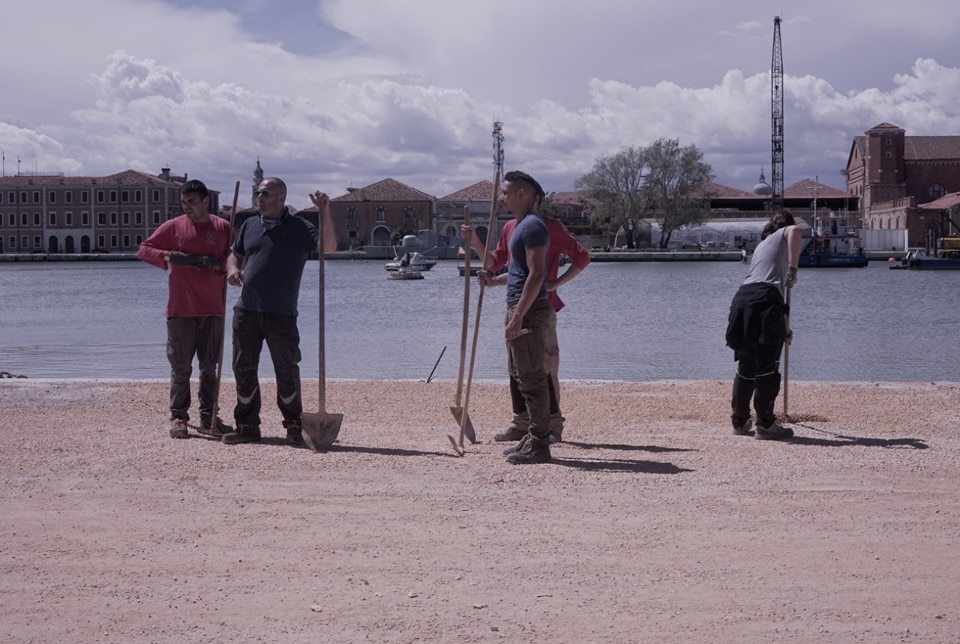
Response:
[3,0,960,207]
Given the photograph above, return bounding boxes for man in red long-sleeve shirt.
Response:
[138,180,234,439]
[463,196,591,443]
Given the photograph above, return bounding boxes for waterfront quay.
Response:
[0,249,906,263]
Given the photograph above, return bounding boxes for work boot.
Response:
[284,420,304,446]
[755,421,793,441]
[494,411,529,442]
[505,436,552,464]
[548,413,565,443]
[222,424,261,445]
[732,418,753,436]
[494,426,527,442]
[501,433,532,456]
[197,415,234,439]
[169,417,189,439]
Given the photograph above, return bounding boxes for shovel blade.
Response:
[302,411,343,452]
[449,405,477,444]
[447,434,464,456]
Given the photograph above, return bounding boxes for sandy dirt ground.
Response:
[1,377,959,643]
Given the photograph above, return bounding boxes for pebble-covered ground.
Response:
[2,378,958,643]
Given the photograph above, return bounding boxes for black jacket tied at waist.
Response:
[725,282,787,358]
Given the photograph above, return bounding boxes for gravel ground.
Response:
[1,378,959,643]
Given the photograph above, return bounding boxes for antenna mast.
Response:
[492,120,504,176]
[771,16,784,210]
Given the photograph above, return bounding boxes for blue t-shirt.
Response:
[506,213,549,304]
[233,213,320,316]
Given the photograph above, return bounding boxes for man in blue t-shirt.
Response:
[478,170,555,464]
[221,177,324,446]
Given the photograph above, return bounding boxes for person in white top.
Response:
[724,209,802,440]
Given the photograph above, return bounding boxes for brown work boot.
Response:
[494,426,528,442]
[548,412,565,443]
[169,417,189,439]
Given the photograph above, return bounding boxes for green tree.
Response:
[576,139,714,249]
[642,138,714,249]
[575,145,648,248]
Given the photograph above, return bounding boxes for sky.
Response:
[2,0,960,209]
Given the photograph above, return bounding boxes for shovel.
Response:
[450,205,477,445]
[302,191,343,450]
[455,170,501,453]
[208,180,240,435]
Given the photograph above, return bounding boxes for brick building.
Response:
[328,178,434,251]
[845,122,960,247]
[0,168,217,254]
[435,180,498,249]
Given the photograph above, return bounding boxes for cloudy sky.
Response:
[2,0,959,208]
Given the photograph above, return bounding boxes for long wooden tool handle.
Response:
[454,206,471,407]
[211,180,241,429]
[460,171,501,446]
[318,200,328,413]
[783,286,791,420]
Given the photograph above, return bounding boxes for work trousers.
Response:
[731,345,783,429]
[509,307,562,430]
[166,315,224,423]
[506,299,555,441]
[232,308,303,429]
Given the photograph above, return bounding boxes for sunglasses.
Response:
[254,189,280,198]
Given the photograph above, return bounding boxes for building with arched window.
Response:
[845,122,960,248]
[0,168,213,254]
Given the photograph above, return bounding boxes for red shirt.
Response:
[487,215,591,312]
[137,214,232,318]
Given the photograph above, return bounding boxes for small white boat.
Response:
[387,266,425,280]
[385,251,437,272]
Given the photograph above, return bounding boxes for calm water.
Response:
[1,259,957,382]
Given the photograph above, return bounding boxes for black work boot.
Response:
[222,424,261,445]
[284,420,304,446]
[505,435,551,464]
[501,433,532,456]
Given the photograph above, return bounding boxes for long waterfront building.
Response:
[0,168,218,254]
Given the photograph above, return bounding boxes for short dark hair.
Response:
[503,170,545,201]
[181,180,209,199]
[760,209,796,239]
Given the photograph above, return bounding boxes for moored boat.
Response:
[364,232,461,260]
[387,267,425,280]
[889,248,960,270]
[384,251,437,272]
[798,216,868,268]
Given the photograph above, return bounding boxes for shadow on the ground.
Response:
[219,436,447,457]
[562,440,695,454]
[550,457,693,474]
[789,422,928,449]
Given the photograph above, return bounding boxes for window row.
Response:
[1,211,171,226]
[0,189,168,205]
[2,234,144,251]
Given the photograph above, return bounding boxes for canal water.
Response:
[1,259,956,382]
